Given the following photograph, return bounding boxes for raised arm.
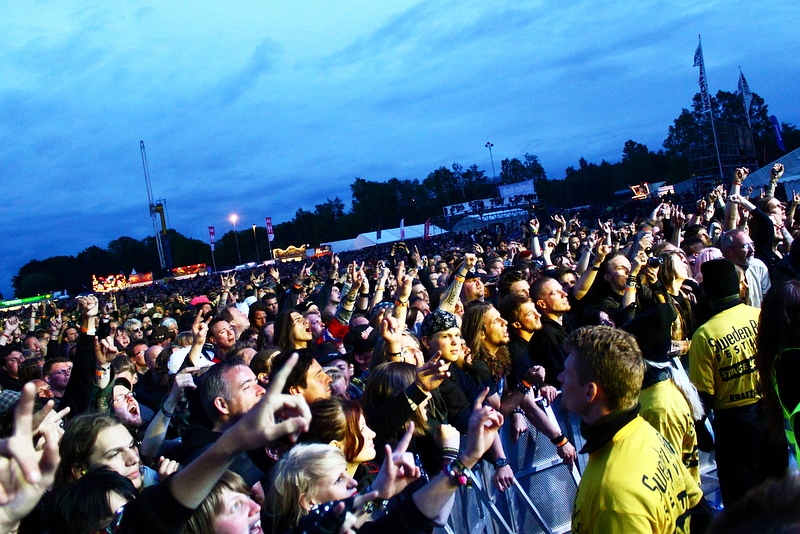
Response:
[573,240,611,301]
[410,389,502,518]
[140,369,197,461]
[438,254,476,313]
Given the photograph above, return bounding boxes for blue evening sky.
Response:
[2,1,799,297]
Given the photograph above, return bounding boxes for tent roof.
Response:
[322,223,447,252]
[744,146,800,195]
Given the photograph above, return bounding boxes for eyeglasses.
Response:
[111,392,135,404]
[49,368,72,377]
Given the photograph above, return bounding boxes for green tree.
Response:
[499,153,546,185]
[14,273,57,299]
[664,90,799,167]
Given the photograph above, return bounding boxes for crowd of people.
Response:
[0,163,799,533]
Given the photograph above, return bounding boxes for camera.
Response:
[647,256,665,268]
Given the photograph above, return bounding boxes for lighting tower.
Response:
[140,140,173,270]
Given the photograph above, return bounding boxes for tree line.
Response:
[11,89,799,298]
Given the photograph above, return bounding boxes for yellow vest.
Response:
[572,416,703,534]
[689,304,761,410]
[640,379,700,485]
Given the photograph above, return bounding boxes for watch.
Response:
[494,458,509,468]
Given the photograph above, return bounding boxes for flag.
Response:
[399,219,405,240]
[693,38,711,113]
[771,115,786,151]
[738,67,753,127]
[208,226,216,245]
[265,217,275,242]
[424,218,431,240]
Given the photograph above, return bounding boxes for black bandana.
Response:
[421,309,459,339]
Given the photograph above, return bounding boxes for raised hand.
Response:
[371,424,421,499]
[415,352,450,392]
[734,167,749,184]
[772,163,784,180]
[0,384,60,529]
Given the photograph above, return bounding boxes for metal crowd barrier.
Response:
[435,383,720,533]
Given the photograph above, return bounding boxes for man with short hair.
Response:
[60,326,80,358]
[0,347,25,391]
[262,292,279,321]
[207,318,236,359]
[528,276,575,389]
[269,349,331,403]
[411,282,430,305]
[174,359,267,488]
[42,357,73,398]
[560,325,702,532]
[248,302,269,330]
[220,306,249,340]
[720,229,771,308]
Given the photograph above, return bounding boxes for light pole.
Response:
[229,214,242,264]
[485,142,496,182]
[252,224,261,263]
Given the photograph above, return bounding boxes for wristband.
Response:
[386,351,402,357]
[443,458,471,487]
[394,298,408,308]
[550,433,567,446]
[590,264,602,271]
[454,274,465,283]
[441,447,459,461]
[512,407,525,416]
[515,382,532,396]
[521,379,533,389]
[161,406,176,418]
[0,333,10,339]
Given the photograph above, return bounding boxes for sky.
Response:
[2,0,799,298]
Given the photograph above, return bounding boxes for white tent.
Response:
[322,223,446,253]
[323,238,357,253]
[742,146,800,196]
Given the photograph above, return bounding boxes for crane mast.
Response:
[140,140,172,270]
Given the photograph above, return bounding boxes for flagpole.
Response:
[696,35,725,181]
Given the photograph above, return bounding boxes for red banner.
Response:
[265,217,274,242]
